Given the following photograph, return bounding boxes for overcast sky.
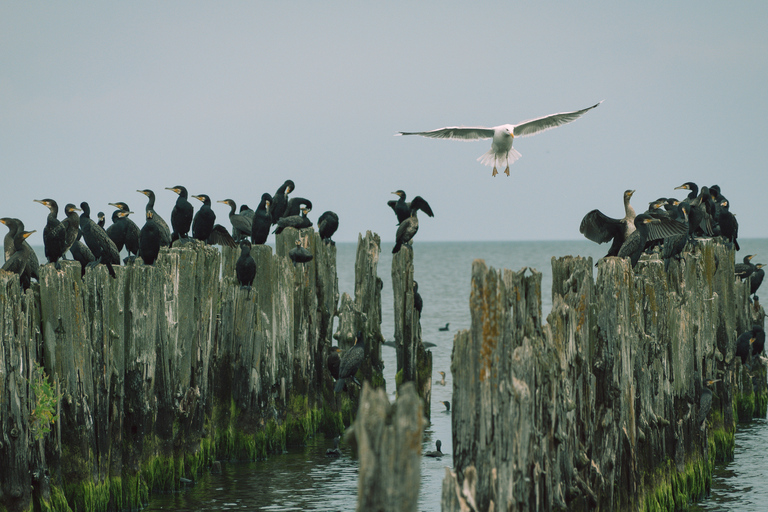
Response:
[2,2,767,245]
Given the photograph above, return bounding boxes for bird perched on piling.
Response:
[69,231,94,276]
[1,227,36,290]
[749,264,765,296]
[424,440,443,457]
[318,211,339,245]
[35,198,69,270]
[271,180,294,224]
[662,204,689,272]
[139,210,162,266]
[327,347,342,380]
[735,327,761,365]
[735,254,758,280]
[388,190,435,225]
[413,280,423,314]
[80,202,120,278]
[289,239,313,266]
[191,194,236,247]
[274,207,312,235]
[750,325,766,357]
[618,213,687,268]
[2,218,39,280]
[251,193,272,245]
[236,241,256,290]
[166,186,194,242]
[698,378,720,426]
[397,101,602,176]
[580,189,636,261]
[137,189,172,247]
[392,196,433,254]
[106,202,141,261]
[284,197,312,218]
[218,199,254,243]
[334,331,365,392]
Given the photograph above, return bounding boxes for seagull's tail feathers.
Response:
[477,148,522,167]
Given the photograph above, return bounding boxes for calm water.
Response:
[31,239,768,511]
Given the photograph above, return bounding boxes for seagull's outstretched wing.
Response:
[397,127,495,140]
[513,101,603,138]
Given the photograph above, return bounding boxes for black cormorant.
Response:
[750,325,766,357]
[735,328,758,365]
[750,264,765,296]
[579,189,637,260]
[326,436,342,457]
[289,239,313,266]
[236,241,256,290]
[735,254,757,280]
[137,189,172,247]
[684,185,714,240]
[440,401,451,412]
[80,202,120,278]
[107,202,141,259]
[166,186,194,241]
[439,323,449,331]
[1,228,37,290]
[284,197,312,217]
[662,204,689,272]
[69,232,94,277]
[388,190,435,225]
[274,207,312,235]
[139,210,162,265]
[334,331,365,392]
[413,280,423,314]
[436,371,445,385]
[425,440,443,457]
[271,179,295,224]
[618,213,688,268]
[674,182,698,207]
[97,212,105,229]
[715,199,739,250]
[62,203,81,256]
[698,378,720,426]
[251,193,272,245]
[35,198,69,269]
[2,218,39,280]
[218,199,254,243]
[327,347,342,380]
[392,196,433,254]
[318,211,339,245]
[191,195,237,247]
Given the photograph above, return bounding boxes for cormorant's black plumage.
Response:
[334,331,365,392]
[392,196,433,254]
[139,210,162,265]
[80,202,120,278]
[1,228,37,290]
[218,199,253,243]
[2,218,39,280]
[166,186,194,241]
[318,211,339,245]
[35,198,68,269]
[191,194,236,247]
[288,239,313,265]
[236,241,256,290]
[251,193,272,245]
[137,189,172,247]
[271,180,294,224]
[580,189,636,260]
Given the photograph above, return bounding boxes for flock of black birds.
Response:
[1,179,342,291]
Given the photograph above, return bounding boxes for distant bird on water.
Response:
[424,440,443,457]
[326,436,342,458]
[436,371,445,386]
[439,323,450,331]
[440,401,451,412]
[397,101,602,176]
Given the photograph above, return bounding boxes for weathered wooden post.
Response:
[391,246,432,419]
[351,381,424,512]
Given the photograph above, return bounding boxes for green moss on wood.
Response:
[640,456,710,512]
[735,390,756,423]
[40,485,73,512]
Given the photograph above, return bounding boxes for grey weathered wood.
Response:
[443,240,765,511]
[351,381,424,512]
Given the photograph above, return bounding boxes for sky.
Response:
[2,2,767,245]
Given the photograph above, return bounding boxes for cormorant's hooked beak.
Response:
[192,195,204,203]
[33,199,51,208]
[23,230,36,238]
[674,184,690,191]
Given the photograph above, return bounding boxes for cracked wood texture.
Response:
[442,240,765,511]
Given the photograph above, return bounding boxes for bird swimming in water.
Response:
[397,101,602,176]
[137,189,172,247]
[318,211,339,245]
[424,440,443,457]
[436,371,445,386]
[392,196,433,254]
[334,331,365,392]
[236,241,256,290]
[439,323,450,331]
[440,401,451,412]
[580,189,636,261]
[288,239,314,266]
[326,436,342,458]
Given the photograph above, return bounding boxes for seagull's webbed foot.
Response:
[492,167,498,177]
[504,166,510,176]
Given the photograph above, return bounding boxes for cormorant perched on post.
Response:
[251,193,272,245]
[392,196,433,254]
[218,199,254,243]
[334,331,365,392]
[80,202,120,278]
[1,228,37,290]
[327,347,342,380]
[62,204,81,256]
[137,189,172,247]
[139,210,162,266]
[698,378,720,426]
[735,327,759,365]
[662,204,689,272]
[715,199,739,250]
[35,198,69,269]
[750,264,765,296]
[107,202,141,260]
[388,190,435,225]
[270,180,295,224]
[425,440,443,457]
[675,182,698,207]
[274,207,312,235]
[618,214,687,268]
[166,186,194,242]
[69,231,94,276]
[191,194,236,247]
[236,241,256,290]
[579,189,636,260]
[288,239,313,266]
[750,325,766,357]
[735,254,758,280]
[2,218,39,280]
[284,197,312,217]
[413,280,423,314]
[682,185,714,240]
[318,211,339,245]
[97,212,106,229]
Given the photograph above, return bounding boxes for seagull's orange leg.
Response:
[504,154,510,176]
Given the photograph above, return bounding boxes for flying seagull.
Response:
[397,101,602,176]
